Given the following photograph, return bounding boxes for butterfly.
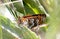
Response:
[17,14,46,29]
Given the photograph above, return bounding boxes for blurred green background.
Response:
[0,0,60,39]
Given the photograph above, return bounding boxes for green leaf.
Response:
[23,0,43,14]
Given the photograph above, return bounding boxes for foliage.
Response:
[0,0,60,39]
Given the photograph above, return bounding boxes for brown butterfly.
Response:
[17,14,46,29]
